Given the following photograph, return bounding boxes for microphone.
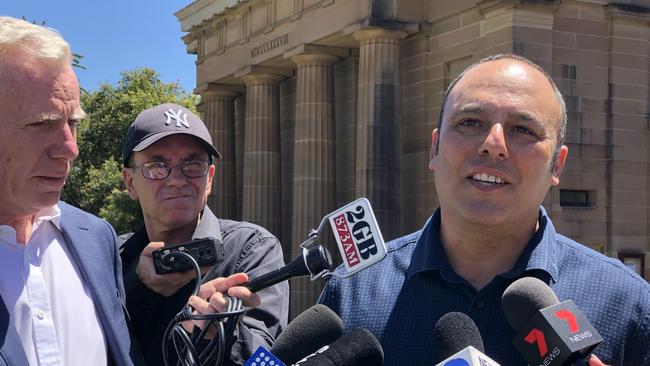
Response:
[270,304,343,365]
[433,312,500,366]
[502,277,603,366]
[247,245,332,292]
[292,328,384,366]
[248,198,388,293]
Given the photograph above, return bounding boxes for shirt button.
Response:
[36,309,45,320]
[476,299,485,308]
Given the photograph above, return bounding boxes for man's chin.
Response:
[457,204,511,225]
[163,209,200,224]
[26,193,62,213]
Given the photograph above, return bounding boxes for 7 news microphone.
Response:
[502,277,603,366]
[433,312,500,366]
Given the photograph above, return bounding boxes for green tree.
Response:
[62,68,198,234]
[78,157,123,216]
[100,188,143,235]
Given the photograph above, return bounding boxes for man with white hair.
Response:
[0,16,139,365]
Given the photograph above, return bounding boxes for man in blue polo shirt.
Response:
[319,54,650,365]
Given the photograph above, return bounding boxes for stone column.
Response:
[279,79,296,261]
[241,73,284,237]
[354,28,406,240]
[234,96,246,220]
[200,86,238,219]
[289,52,339,316]
[334,52,359,207]
[607,8,649,265]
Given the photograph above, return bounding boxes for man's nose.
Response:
[49,121,79,161]
[478,123,509,160]
[165,164,189,185]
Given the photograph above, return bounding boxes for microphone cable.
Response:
[160,251,247,366]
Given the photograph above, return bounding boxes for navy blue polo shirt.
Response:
[318,207,650,365]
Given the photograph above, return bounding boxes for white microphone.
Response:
[435,346,500,366]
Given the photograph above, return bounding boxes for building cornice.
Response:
[176,0,250,32]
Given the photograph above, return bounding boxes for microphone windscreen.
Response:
[271,304,343,365]
[502,277,559,331]
[299,328,384,366]
[433,312,484,362]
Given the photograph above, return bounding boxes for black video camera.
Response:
[152,237,224,275]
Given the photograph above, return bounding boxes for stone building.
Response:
[175,0,650,316]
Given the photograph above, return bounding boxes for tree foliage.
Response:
[100,188,143,235]
[62,68,198,234]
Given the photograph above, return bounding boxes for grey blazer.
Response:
[0,202,139,366]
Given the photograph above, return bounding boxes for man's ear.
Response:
[551,145,569,186]
[429,128,439,170]
[205,164,215,196]
[122,168,139,201]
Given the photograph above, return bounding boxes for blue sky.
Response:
[2,0,197,93]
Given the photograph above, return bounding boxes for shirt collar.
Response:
[0,204,62,244]
[129,205,223,247]
[510,206,559,283]
[0,204,61,238]
[406,206,559,283]
[34,204,62,231]
[192,205,223,244]
[406,209,446,280]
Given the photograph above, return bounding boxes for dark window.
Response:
[560,189,592,207]
[562,64,577,80]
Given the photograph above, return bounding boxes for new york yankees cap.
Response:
[122,103,221,166]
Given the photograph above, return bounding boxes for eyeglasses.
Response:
[130,160,210,180]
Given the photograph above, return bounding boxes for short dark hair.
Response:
[435,54,567,170]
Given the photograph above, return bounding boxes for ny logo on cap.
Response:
[164,108,190,128]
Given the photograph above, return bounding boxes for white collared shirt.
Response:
[0,204,107,366]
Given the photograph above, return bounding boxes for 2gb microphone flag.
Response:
[327,198,387,277]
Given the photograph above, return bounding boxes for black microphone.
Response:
[433,312,500,366]
[292,328,383,366]
[270,304,343,365]
[502,277,603,366]
[247,245,332,292]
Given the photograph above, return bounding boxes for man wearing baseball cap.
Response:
[120,103,288,365]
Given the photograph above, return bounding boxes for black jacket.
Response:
[120,206,288,365]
